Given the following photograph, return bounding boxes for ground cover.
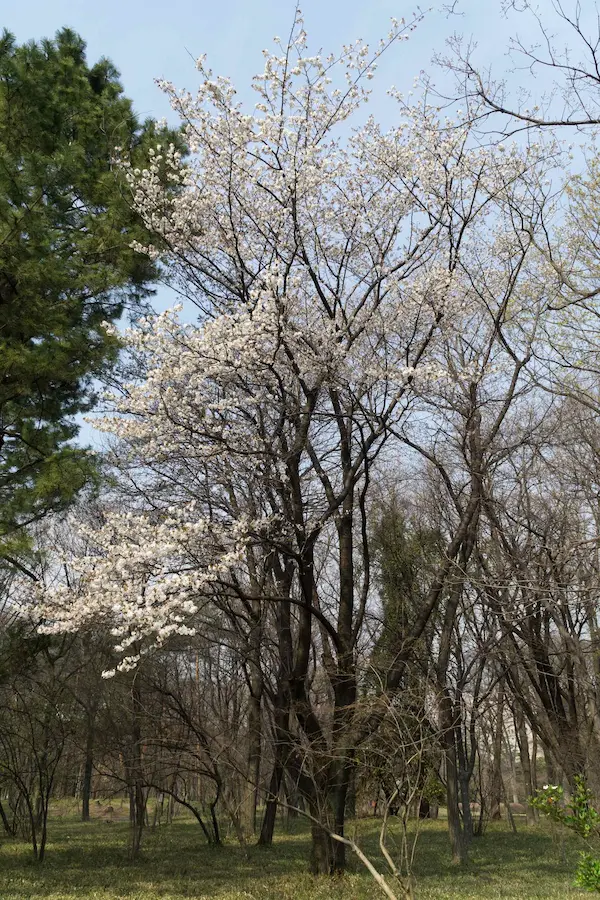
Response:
[0,810,590,900]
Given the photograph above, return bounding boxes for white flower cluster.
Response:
[38,13,564,672]
[38,506,251,674]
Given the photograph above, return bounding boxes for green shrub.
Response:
[532,776,600,892]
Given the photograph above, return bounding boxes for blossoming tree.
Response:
[39,11,565,872]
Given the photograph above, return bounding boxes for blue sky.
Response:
[2,0,580,444]
[4,0,543,127]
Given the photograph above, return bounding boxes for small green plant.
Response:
[532,776,600,892]
[421,772,446,806]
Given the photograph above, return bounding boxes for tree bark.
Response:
[245,687,262,834]
[440,693,468,865]
[489,679,505,820]
[310,819,334,874]
[259,760,283,845]
[81,716,95,822]
[128,679,146,858]
[515,709,537,825]
[0,799,10,835]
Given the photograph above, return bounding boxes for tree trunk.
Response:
[258,693,291,846]
[446,750,467,862]
[440,692,467,864]
[245,593,263,834]
[37,799,49,862]
[515,709,537,825]
[81,720,94,822]
[128,679,146,858]
[489,680,505,820]
[0,799,10,835]
[331,773,351,872]
[258,760,283,845]
[345,766,356,819]
[456,719,475,845]
[543,742,559,787]
[245,688,262,834]
[310,819,334,874]
[458,770,473,843]
[504,734,519,805]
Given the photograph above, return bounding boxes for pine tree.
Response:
[0,28,180,566]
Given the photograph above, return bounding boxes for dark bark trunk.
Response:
[436,582,470,864]
[345,767,356,819]
[331,775,350,872]
[246,687,262,834]
[458,770,473,843]
[310,819,334,874]
[328,483,356,874]
[489,680,505,820]
[441,709,467,864]
[246,592,263,834]
[25,794,38,861]
[38,800,49,862]
[209,794,221,845]
[0,799,10,834]
[258,665,291,846]
[456,710,477,845]
[258,760,283,846]
[81,722,94,822]
[129,679,146,858]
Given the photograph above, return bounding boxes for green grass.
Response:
[0,809,592,899]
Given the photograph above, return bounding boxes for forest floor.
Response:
[0,806,591,899]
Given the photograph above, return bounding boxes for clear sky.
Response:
[3,0,551,128]
[2,0,582,444]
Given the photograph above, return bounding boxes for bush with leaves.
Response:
[532,777,600,892]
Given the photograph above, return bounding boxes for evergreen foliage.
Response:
[0,28,179,565]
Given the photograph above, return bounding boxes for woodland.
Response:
[4,3,600,898]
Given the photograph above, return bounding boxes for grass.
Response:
[0,805,593,900]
